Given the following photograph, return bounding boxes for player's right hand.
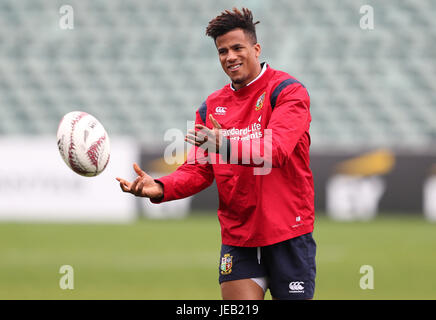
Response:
[116,163,164,200]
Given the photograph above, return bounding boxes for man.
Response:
[116,7,316,300]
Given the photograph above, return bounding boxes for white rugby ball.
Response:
[57,111,110,177]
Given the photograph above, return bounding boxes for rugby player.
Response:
[117,7,316,300]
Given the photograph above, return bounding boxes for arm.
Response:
[152,107,215,202]
[151,152,214,203]
[228,83,311,168]
[185,83,311,168]
[116,106,215,203]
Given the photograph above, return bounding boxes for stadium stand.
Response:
[0,0,434,149]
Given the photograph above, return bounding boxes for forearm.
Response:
[221,128,308,169]
[220,85,311,168]
[150,162,214,203]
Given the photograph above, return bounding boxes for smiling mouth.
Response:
[228,64,242,72]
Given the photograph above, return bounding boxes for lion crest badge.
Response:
[220,253,233,275]
[255,92,266,111]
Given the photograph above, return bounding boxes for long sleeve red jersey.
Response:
[152,64,314,247]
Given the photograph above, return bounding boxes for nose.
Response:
[226,49,237,64]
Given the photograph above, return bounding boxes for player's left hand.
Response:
[185,114,223,152]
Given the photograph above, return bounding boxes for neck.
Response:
[232,63,262,91]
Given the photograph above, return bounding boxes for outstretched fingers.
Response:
[186,128,208,146]
[133,163,145,177]
[116,177,131,192]
[185,134,202,147]
[116,163,154,197]
[209,114,222,129]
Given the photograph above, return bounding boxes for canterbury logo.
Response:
[289,281,305,293]
[215,106,227,115]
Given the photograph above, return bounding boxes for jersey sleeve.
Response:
[225,82,311,168]
[150,104,215,203]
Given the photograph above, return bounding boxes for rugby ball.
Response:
[57,111,110,177]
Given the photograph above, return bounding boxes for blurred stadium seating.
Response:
[0,0,434,149]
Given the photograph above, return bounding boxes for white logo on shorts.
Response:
[289,281,305,293]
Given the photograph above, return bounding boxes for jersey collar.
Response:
[230,62,267,92]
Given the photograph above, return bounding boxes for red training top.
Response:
[152,64,314,247]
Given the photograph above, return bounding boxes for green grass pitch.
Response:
[0,213,435,299]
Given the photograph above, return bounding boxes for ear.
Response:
[253,43,261,59]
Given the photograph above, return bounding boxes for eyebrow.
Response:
[217,43,244,51]
[230,43,244,48]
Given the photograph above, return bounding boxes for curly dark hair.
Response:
[206,7,260,44]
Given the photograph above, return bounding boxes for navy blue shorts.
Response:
[219,233,316,300]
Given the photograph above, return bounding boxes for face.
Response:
[215,28,262,90]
